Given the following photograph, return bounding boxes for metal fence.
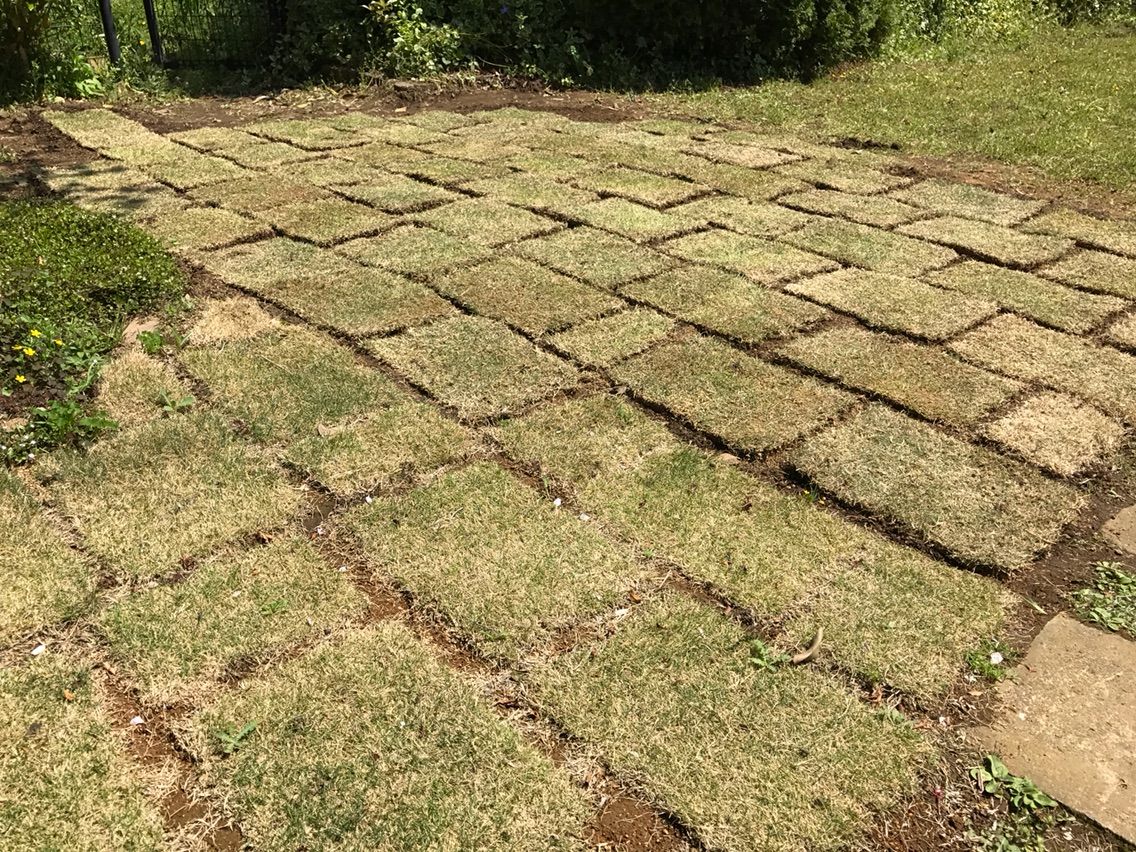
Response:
[149,0,284,66]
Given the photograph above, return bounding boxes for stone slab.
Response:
[1102,506,1136,557]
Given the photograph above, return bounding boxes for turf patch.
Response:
[573,197,695,241]
[574,165,706,208]
[284,156,385,187]
[243,118,361,150]
[526,593,928,851]
[43,161,188,222]
[145,204,271,253]
[515,227,674,289]
[1025,208,1136,258]
[201,236,358,291]
[464,172,599,217]
[333,140,425,169]
[671,195,810,237]
[684,139,799,169]
[414,199,559,246]
[1038,249,1136,300]
[1107,314,1136,350]
[779,188,924,228]
[187,297,280,346]
[44,412,300,578]
[673,158,808,200]
[129,148,247,190]
[547,308,675,367]
[338,224,489,276]
[926,259,1126,334]
[332,174,457,214]
[183,625,586,849]
[984,392,1124,477]
[101,534,366,704]
[173,129,313,169]
[950,314,1136,422]
[355,120,444,146]
[367,315,578,419]
[624,265,827,343]
[898,216,1073,268]
[417,133,527,162]
[390,154,509,185]
[613,335,852,452]
[784,218,958,275]
[43,108,155,153]
[890,180,1044,226]
[779,326,1021,426]
[97,349,192,430]
[774,158,912,194]
[263,197,392,246]
[190,173,331,214]
[398,109,480,132]
[663,228,836,284]
[500,150,596,180]
[434,256,621,335]
[0,653,163,850]
[344,462,643,660]
[792,404,1084,571]
[786,268,997,340]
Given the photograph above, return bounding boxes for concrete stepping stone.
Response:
[1102,506,1136,557]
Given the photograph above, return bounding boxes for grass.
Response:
[170,126,312,166]
[684,139,798,169]
[984,391,1124,477]
[573,165,706,208]
[343,462,644,660]
[186,297,280,346]
[787,268,998,340]
[0,652,163,850]
[675,158,808,201]
[434,256,622,335]
[623,265,829,344]
[926,260,1126,334]
[190,173,331,214]
[0,471,93,645]
[204,237,359,290]
[243,118,361,150]
[1038,249,1136,299]
[338,224,489,276]
[43,161,188,222]
[779,189,923,228]
[42,411,300,579]
[324,174,457,214]
[367,315,578,419]
[183,625,587,849]
[792,404,1085,571]
[649,25,1136,189]
[774,158,911,194]
[547,308,676,367]
[784,218,957,276]
[516,227,675,289]
[390,153,510,185]
[42,108,152,152]
[663,229,836,284]
[950,313,1136,422]
[145,205,271,253]
[613,335,852,453]
[1108,314,1136,349]
[101,534,366,704]
[573,197,695,242]
[465,172,600,217]
[890,180,1044,226]
[778,326,1022,426]
[1073,561,1136,635]
[263,198,392,246]
[413,199,560,246]
[898,216,1073,268]
[131,149,246,191]
[526,592,929,851]
[671,195,810,237]
[96,349,192,430]
[1026,208,1136,257]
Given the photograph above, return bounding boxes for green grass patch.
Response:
[516,227,674,289]
[133,150,247,191]
[671,195,810,237]
[263,198,392,246]
[547,309,675,367]
[390,154,510,186]
[663,228,836,284]
[43,161,187,222]
[414,199,559,247]
[775,158,911,194]
[184,624,587,849]
[889,180,1043,226]
[674,158,808,201]
[1038,249,1136,299]
[898,216,1073,268]
[1073,561,1136,635]
[792,404,1085,571]
[684,139,799,169]
[574,165,706,208]
[418,133,527,163]
[1025,208,1136,258]
[204,236,360,291]
[779,188,924,228]
[339,225,489,276]
[784,218,957,275]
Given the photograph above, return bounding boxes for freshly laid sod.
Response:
[779,188,923,228]
[674,158,808,201]
[368,315,578,419]
[793,404,1084,571]
[684,139,798,169]
[190,173,331,214]
[43,412,300,578]
[413,199,559,246]
[1038,249,1136,300]
[396,109,479,132]
[670,195,810,237]
[613,335,852,453]
[186,296,280,346]
[779,326,1021,426]
[43,161,187,222]
[344,462,643,660]
[43,108,155,153]
[464,172,600,217]
[950,314,1136,422]
[515,227,674,289]
[925,260,1126,334]
[624,265,828,344]
[547,308,676,367]
[784,218,957,276]
[184,625,587,849]
[573,197,695,242]
[526,593,929,852]
[338,224,489,276]
[203,237,359,292]
[101,534,366,704]
[1108,314,1136,350]
[573,165,707,208]
[263,197,392,246]
[889,180,1044,226]
[333,174,457,214]
[0,653,163,850]
[171,126,312,167]
[417,133,527,162]
[0,472,93,645]
[898,216,1074,269]
[145,205,271,253]
[243,118,361,150]
[335,140,427,169]
[663,229,836,284]
[385,154,507,187]
[1025,208,1136,258]
[500,150,596,180]
[984,392,1124,477]
[774,158,911,194]
[434,256,622,335]
[96,349,192,430]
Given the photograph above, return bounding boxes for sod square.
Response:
[926,259,1126,334]
[779,188,924,228]
[787,268,998,340]
[357,120,444,146]
[774,158,912,194]
[97,349,193,430]
[890,179,1044,226]
[501,150,596,179]
[463,172,599,217]
[792,404,1085,571]
[243,118,361,150]
[573,165,707,208]
[262,197,393,245]
[683,139,800,169]
[399,109,480,132]
[101,534,366,704]
[332,173,457,214]
[0,654,163,850]
[367,315,578,419]
[434,256,622,335]
[0,473,92,645]
[187,296,281,346]
[950,314,1136,422]
[526,593,928,851]
[413,199,559,246]
[663,229,837,284]
[169,126,262,151]
[547,308,675,367]
[287,402,476,494]
[613,335,853,453]
[134,149,248,190]
[1107,314,1136,350]
[190,173,331,214]
[334,140,427,169]
[183,134,313,170]
[202,237,360,290]
[670,195,810,237]
[45,413,300,579]
[389,154,509,185]
[181,324,399,444]
[183,625,587,850]
[285,156,385,187]
[624,265,829,344]
[673,158,808,201]
[43,107,151,151]
[338,224,489,275]
[43,161,187,222]
[784,218,958,275]
[898,216,1074,268]
[1038,248,1136,300]
[418,133,528,162]
[469,106,572,128]
[145,204,271,253]
[515,227,674,289]
[631,118,719,136]
[573,197,696,241]
[778,326,1022,426]
[496,395,1011,698]
[984,392,1124,477]
[323,113,401,134]
[1024,208,1136,258]
[344,462,643,660]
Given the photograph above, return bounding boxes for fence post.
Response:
[98,0,121,63]
[142,0,166,65]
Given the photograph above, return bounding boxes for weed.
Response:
[215,721,257,756]
[157,389,195,417]
[2,400,117,464]
[137,331,163,356]
[969,755,1060,852]
[966,640,1016,681]
[748,638,790,672]
[1072,561,1136,634]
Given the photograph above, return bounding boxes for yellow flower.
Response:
[22,347,35,357]
[29,329,41,338]
[53,338,63,346]
[15,375,26,383]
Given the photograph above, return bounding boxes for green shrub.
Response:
[0,0,105,103]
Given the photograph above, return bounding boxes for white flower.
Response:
[990,651,1004,665]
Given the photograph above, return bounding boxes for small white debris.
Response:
[129,715,145,726]
[364,495,374,504]
[552,497,562,508]
[1018,711,1028,721]
[989,651,1004,665]
[30,643,46,656]
[579,512,591,521]
[231,591,242,599]
[314,524,325,536]
[337,565,348,573]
